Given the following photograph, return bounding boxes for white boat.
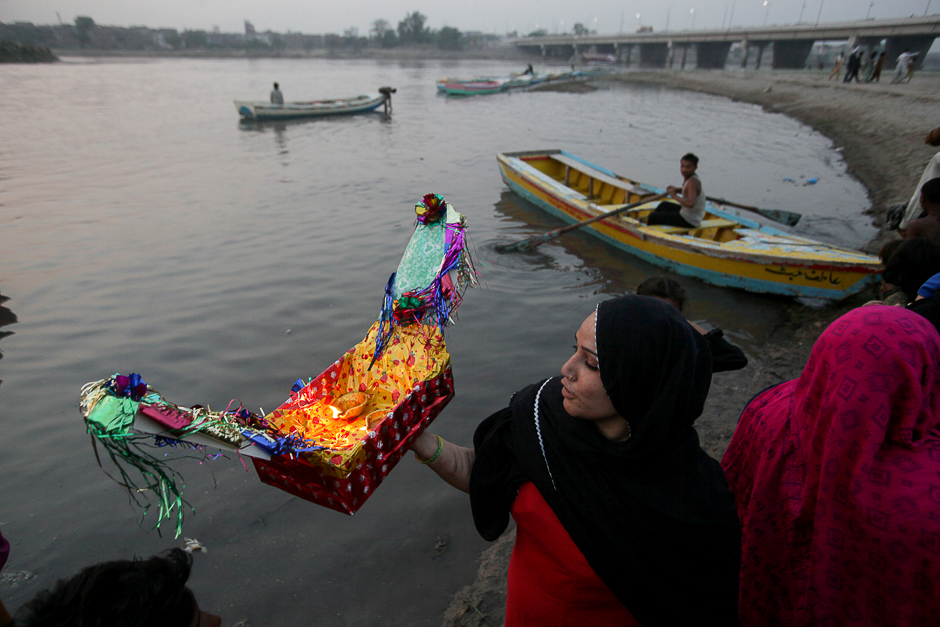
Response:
[235,88,393,121]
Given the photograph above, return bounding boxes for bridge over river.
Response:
[514,16,940,70]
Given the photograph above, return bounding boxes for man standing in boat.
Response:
[270,82,284,105]
[646,153,705,228]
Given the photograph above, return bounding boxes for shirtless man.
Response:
[904,178,940,245]
[647,153,705,228]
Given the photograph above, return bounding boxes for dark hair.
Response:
[920,178,940,205]
[878,239,904,264]
[273,82,279,89]
[882,238,940,302]
[14,549,196,627]
[636,277,688,313]
[681,153,699,166]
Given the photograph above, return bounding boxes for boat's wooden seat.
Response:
[648,218,739,235]
[551,154,659,199]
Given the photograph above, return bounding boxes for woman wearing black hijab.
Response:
[412,295,740,626]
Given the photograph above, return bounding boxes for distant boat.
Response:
[497,149,881,300]
[235,88,394,121]
[439,78,510,96]
[437,71,582,96]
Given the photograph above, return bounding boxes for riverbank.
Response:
[439,69,939,627]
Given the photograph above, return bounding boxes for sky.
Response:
[0,0,936,36]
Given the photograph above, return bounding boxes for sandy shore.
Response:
[439,69,940,627]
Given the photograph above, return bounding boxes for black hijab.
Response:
[908,290,940,336]
[470,295,740,626]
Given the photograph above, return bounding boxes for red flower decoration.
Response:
[415,193,446,224]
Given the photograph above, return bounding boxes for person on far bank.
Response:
[827,51,844,81]
[270,82,284,105]
[902,177,940,245]
[842,48,861,83]
[646,153,705,229]
[891,49,914,84]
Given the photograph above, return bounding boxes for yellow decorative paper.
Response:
[264,321,449,476]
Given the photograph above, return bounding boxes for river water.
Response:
[0,57,872,625]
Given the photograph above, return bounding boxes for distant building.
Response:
[344,26,359,38]
[636,26,653,33]
[245,20,256,36]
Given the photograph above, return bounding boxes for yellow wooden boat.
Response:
[497,149,881,300]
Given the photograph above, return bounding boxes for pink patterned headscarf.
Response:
[722,306,940,626]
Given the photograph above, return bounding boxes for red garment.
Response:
[722,306,940,626]
[506,482,640,626]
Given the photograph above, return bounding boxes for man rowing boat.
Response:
[646,153,705,228]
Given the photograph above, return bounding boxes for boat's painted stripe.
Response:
[497,158,878,299]
[246,101,385,120]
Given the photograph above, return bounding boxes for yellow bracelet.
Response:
[416,434,444,465]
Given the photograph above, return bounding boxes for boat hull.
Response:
[235,94,386,120]
[497,150,880,300]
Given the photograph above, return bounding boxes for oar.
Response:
[706,196,802,227]
[496,193,667,253]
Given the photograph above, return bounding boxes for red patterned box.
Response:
[252,367,454,515]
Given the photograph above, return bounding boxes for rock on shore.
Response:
[440,69,939,627]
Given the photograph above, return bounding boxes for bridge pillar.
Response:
[696,42,732,69]
[667,41,674,68]
[771,40,814,69]
[754,43,766,69]
[639,42,669,68]
[884,35,935,70]
[740,39,749,68]
[540,44,546,58]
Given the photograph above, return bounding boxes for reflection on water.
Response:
[491,190,787,353]
[0,292,17,386]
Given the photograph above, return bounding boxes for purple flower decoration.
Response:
[112,373,148,402]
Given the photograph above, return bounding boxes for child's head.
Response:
[636,277,688,313]
[919,178,940,210]
[882,238,940,302]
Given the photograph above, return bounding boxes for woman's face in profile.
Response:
[560,313,619,422]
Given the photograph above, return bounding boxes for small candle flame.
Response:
[329,405,340,420]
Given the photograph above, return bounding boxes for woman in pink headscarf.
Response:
[722,306,940,626]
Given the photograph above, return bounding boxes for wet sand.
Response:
[440,69,940,627]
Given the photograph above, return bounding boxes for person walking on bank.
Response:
[412,296,741,626]
[858,49,874,81]
[891,49,913,83]
[646,153,705,228]
[902,52,918,83]
[868,51,886,82]
[843,48,861,83]
[827,52,844,81]
[270,82,284,105]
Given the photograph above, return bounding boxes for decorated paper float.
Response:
[79,194,476,533]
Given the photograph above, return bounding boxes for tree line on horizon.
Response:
[0,11,500,53]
